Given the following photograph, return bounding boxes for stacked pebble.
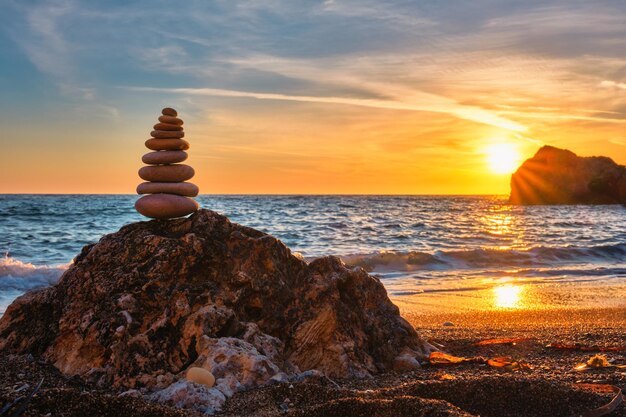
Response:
[135,108,200,219]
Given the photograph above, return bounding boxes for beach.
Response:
[2,304,624,416]
[222,305,626,416]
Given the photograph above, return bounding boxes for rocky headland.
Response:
[510,145,626,205]
[0,209,431,414]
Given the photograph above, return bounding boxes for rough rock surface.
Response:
[0,209,430,413]
[510,145,626,205]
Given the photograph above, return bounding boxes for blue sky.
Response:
[1,0,626,193]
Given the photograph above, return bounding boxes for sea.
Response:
[1,195,625,315]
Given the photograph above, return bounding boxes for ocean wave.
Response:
[0,256,68,292]
[341,243,626,272]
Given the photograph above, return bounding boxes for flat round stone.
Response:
[151,130,185,139]
[153,123,183,132]
[138,164,194,182]
[158,115,183,125]
[135,194,198,219]
[142,150,188,165]
[136,182,199,197]
[145,138,189,151]
[162,107,178,117]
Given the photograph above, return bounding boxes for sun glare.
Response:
[493,284,523,309]
[485,143,521,175]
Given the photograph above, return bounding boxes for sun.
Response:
[485,143,521,174]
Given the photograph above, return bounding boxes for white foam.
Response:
[0,256,68,294]
[0,256,68,315]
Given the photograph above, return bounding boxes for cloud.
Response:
[5,1,626,141]
[14,0,74,78]
[126,85,527,132]
[600,80,626,90]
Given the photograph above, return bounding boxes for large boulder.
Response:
[0,210,431,413]
[510,145,626,205]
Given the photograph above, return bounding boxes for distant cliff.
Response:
[510,145,626,205]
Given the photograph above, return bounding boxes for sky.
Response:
[1,0,625,194]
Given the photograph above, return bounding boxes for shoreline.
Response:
[388,278,626,315]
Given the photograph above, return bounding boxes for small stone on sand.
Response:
[138,164,194,182]
[185,367,215,388]
[443,322,454,327]
[145,138,190,151]
[150,130,185,139]
[135,194,198,219]
[161,107,178,117]
[136,182,199,197]
[142,150,188,165]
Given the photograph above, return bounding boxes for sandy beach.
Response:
[3,302,624,417]
[219,305,626,417]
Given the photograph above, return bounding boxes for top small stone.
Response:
[162,107,178,117]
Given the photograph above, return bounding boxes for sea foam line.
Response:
[0,256,68,292]
[341,243,626,272]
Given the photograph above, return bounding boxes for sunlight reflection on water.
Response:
[493,284,524,309]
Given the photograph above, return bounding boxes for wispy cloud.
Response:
[126,86,527,132]
[600,80,626,90]
[16,0,74,78]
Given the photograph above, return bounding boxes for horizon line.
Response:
[0,193,509,197]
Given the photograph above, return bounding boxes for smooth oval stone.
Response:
[137,182,199,197]
[138,164,194,182]
[151,130,185,139]
[186,367,215,387]
[135,194,198,219]
[142,150,188,165]
[145,138,189,151]
[158,115,183,125]
[153,122,183,132]
[162,107,178,117]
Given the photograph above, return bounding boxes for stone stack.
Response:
[135,108,200,219]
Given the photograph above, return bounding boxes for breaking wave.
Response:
[341,243,626,272]
[0,256,67,293]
